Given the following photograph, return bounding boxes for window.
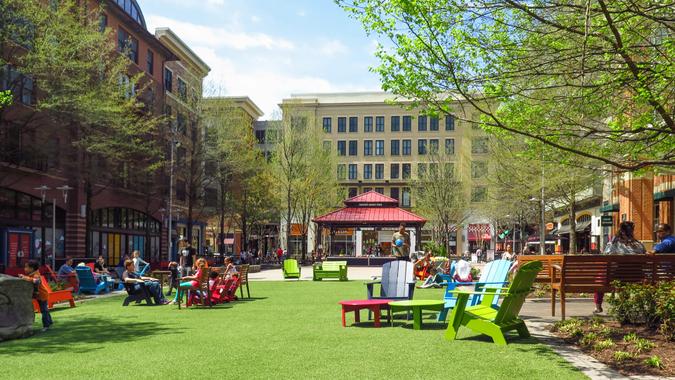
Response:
[364,117,373,132]
[99,14,108,33]
[402,187,411,207]
[402,163,411,179]
[471,187,487,202]
[375,164,384,179]
[376,116,385,132]
[337,117,346,133]
[472,137,489,154]
[430,116,439,131]
[348,140,358,156]
[176,113,187,135]
[402,116,412,131]
[322,117,332,133]
[418,139,427,155]
[390,163,400,179]
[390,187,400,200]
[445,139,455,155]
[348,187,358,198]
[429,139,439,154]
[117,28,138,64]
[348,164,358,180]
[402,139,412,155]
[418,115,427,131]
[146,49,154,75]
[445,115,455,131]
[177,78,187,102]
[164,68,173,93]
[349,117,358,132]
[390,140,400,156]
[375,140,384,156]
[471,161,488,179]
[375,187,384,194]
[391,116,400,132]
[364,140,373,156]
[363,187,372,193]
[323,141,331,152]
[364,164,372,179]
[337,141,346,156]
[337,164,346,180]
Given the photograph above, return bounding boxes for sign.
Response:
[334,228,354,236]
[290,224,305,237]
[546,222,554,231]
[601,215,613,226]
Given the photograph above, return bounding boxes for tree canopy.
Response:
[338,0,675,171]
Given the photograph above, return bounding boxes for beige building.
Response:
[281,92,492,254]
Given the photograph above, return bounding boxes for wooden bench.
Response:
[550,254,675,319]
[313,261,348,281]
[518,255,564,284]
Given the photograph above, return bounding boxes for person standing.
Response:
[132,250,148,274]
[391,223,410,260]
[651,223,675,254]
[595,221,646,313]
[20,260,52,332]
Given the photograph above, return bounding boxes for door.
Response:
[4,229,33,268]
[107,233,122,267]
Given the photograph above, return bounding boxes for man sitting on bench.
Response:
[122,259,169,305]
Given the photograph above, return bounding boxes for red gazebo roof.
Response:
[314,191,426,226]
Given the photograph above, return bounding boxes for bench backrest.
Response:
[320,261,346,271]
[238,264,249,285]
[559,254,675,286]
[380,261,414,298]
[284,259,299,274]
[518,255,563,283]
[75,267,97,288]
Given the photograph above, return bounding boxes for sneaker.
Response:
[41,327,49,332]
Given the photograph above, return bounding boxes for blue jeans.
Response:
[38,300,53,328]
[144,281,165,304]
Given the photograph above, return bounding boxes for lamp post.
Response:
[35,184,72,269]
[167,126,180,262]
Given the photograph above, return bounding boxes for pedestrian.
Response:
[132,250,148,274]
[391,223,410,261]
[19,259,52,332]
[276,247,283,264]
[651,223,675,254]
[595,221,645,313]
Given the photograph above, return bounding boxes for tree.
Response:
[338,0,675,170]
[412,146,470,256]
[0,91,11,110]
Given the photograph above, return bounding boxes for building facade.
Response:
[280,92,492,255]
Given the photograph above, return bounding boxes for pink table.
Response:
[339,299,392,328]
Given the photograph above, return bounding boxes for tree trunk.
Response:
[241,188,248,252]
[218,180,226,254]
[84,179,92,259]
[285,186,292,257]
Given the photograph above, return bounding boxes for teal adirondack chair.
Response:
[283,259,301,279]
[437,259,512,322]
[445,260,543,345]
[75,267,109,295]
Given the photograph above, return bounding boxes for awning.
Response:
[599,203,620,213]
[654,189,675,201]
[467,224,491,241]
[556,220,592,235]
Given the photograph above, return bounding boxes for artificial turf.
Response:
[0,280,585,379]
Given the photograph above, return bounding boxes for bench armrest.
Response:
[364,280,381,285]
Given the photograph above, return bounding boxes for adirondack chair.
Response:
[44,265,79,292]
[32,275,76,312]
[122,282,154,306]
[437,259,512,322]
[137,263,150,276]
[365,261,415,319]
[438,260,456,283]
[283,259,301,279]
[445,260,543,345]
[75,267,109,295]
[237,264,251,298]
[313,261,348,281]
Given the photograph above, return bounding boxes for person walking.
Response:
[391,223,410,260]
[595,221,646,313]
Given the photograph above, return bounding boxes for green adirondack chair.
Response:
[444,260,543,345]
[283,259,301,279]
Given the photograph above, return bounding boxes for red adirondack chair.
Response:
[32,275,76,312]
[209,276,240,304]
[42,265,79,292]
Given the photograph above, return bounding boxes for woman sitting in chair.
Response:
[171,258,208,305]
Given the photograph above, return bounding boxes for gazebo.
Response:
[313,191,426,261]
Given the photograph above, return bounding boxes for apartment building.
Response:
[281,92,492,254]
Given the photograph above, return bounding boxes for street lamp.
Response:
[35,184,72,269]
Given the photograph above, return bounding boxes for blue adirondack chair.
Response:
[437,259,512,322]
[137,263,150,276]
[438,260,456,283]
[365,260,416,319]
[76,267,109,295]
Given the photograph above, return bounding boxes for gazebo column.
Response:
[355,229,363,257]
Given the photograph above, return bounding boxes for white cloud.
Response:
[146,15,294,51]
[318,39,349,57]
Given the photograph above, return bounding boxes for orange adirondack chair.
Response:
[32,275,76,312]
[43,265,79,292]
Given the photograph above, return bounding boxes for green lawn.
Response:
[0,280,585,379]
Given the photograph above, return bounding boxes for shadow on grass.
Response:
[0,316,175,355]
[232,297,268,302]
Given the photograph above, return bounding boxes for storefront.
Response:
[0,188,65,272]
[467,223,491,252]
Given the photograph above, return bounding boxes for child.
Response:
[19,260,52,332]
[166,261,179,296]
[223,257,238,279]
[418,267,444,288]
[208,271,219,289]
[132,250,148,274]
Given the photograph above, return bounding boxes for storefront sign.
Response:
[601,215,613,226]
[334,228,354,236]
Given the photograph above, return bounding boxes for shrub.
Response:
[623,332,638,342]
[553,318,584,338]
[655,281,675,341]
[613,351,634,363]
[470,267,481,280]
[593,339,615,351]
[609,280,675,340]
[634,338,655,354]
[579,332,597,347]
[644,355,663,369]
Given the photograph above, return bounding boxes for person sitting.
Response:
[122,259,168,305]
[418,267,444,288]
[57,257,76,282]
[172,258,208,305]
[652,223,675,254]
[132,250,149,274]
[413,252,432,279]
[94,255,110,275]
[453,259,473,283]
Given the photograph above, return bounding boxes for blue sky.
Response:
[139,0,382,117]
